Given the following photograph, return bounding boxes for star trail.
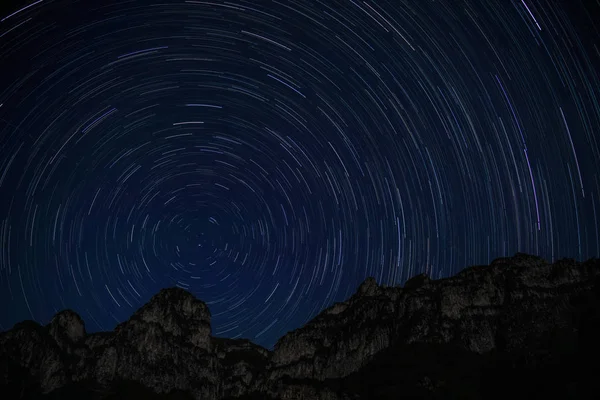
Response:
[0,0,599,349]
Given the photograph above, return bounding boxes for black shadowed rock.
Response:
[2,253,600,399]
[403,273,430,289]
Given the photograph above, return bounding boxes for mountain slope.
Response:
[2,253,599,399]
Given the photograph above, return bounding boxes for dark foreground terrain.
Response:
[2,253,599,399]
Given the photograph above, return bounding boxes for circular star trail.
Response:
[1,0,599,348]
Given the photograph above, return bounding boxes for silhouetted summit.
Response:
[2,253,600,399]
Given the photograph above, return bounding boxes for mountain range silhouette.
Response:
[1,253,599,399]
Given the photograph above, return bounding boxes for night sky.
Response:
[0,0,599,349]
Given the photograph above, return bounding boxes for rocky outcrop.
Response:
[1,253,600,399]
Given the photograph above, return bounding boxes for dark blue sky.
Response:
[0,0,599,349]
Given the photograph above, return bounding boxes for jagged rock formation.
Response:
[2,253,600,399]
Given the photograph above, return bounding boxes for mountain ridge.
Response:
[2,253,600,399]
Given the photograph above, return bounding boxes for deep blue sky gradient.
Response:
[0,0,599,348]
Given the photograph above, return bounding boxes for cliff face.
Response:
[2,253,600,399]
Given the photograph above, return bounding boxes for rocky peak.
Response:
[122,287,212,349]
[357,276,380,296]
[48,310,85,345]
[130,287,210,326]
